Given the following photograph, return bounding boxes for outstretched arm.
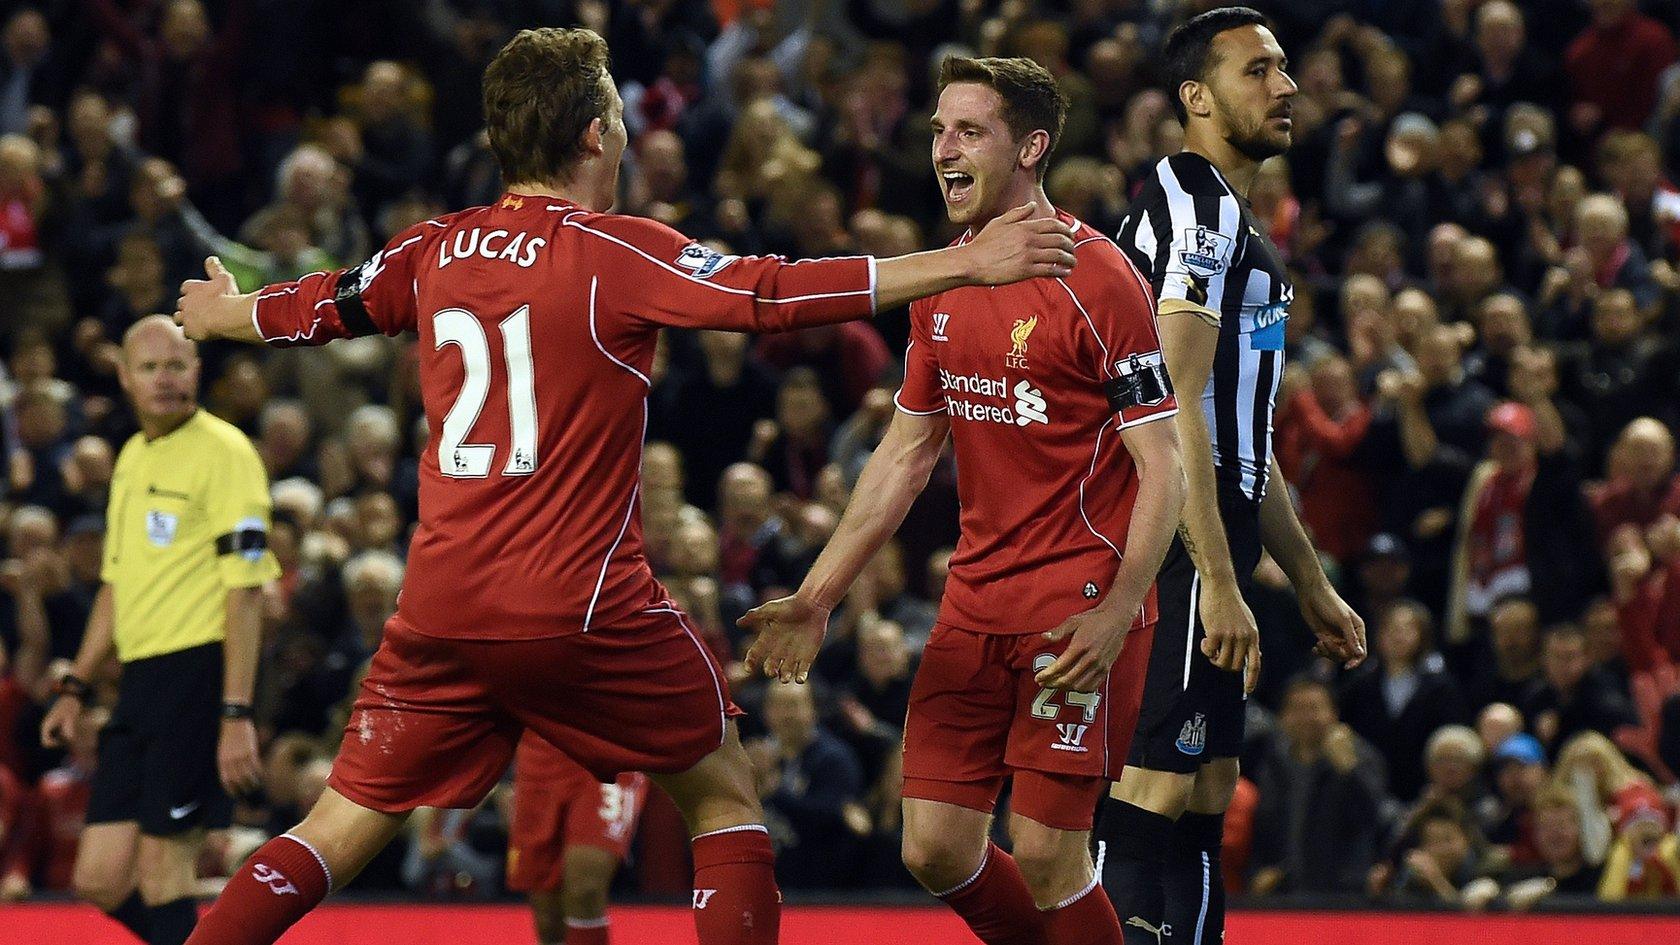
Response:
[177,219,431,346]
[739,409,950,682]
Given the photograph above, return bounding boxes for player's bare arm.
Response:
[1256,455,1367,669]
[1156,308,1260,690]
[874,202,1075,310]
[176,202,1076,348]
[1036,416,1186,693]
[740,409,951,684]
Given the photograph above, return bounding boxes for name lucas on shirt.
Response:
[437,228,547,269]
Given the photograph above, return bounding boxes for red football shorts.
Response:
[506,735,651,893]
[901,620,1154,832]
[328,604,737,813]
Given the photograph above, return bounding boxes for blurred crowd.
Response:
[0,0,1679,910]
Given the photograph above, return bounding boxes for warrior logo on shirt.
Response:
[1006,315,1037,369]
[931,312,951,341]
[674,243,739,279]
[1055,722,1090,751]
[1176,712,1207,756]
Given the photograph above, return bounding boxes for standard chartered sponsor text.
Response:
[939,369,1048,426]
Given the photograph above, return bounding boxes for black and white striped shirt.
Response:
[1115,152,1291,503]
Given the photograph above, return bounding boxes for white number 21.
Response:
[434,306,538,478]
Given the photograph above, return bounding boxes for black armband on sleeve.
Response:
[215,527,269,557]
[332,263,381,337]
[1104,352,1174,412]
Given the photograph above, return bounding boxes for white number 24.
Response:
[1030,653,1102,721]
[434,306,539,478]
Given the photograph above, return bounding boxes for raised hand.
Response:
[962,203,1077,284]
[174,256,252,342]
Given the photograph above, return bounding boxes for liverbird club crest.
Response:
[1006,315,1037,369]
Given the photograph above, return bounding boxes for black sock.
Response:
[145,897,199,945]
[1162,812,1225,945]
[105,891,151,941]
[1094,796,1176,944]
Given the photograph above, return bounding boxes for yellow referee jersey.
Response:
[102,410,281,662]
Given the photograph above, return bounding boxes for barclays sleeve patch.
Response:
[674,243,740,279]
[1176,226,1234,277]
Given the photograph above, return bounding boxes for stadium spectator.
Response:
[751,680,865,890]
[1564,0,1678,136]
[1598,793,1680,900]
[1592,418,1680,545]
[1445,400,1601,654]
[1276,352,1376,565]
[85,0,248,228]
[1525,625,1638,755]
[1339,601,1471,802]
[1477,703,1526,757]
[1468,596,1544,711]
[1385,798,1496,905]
[1612,513,1680,674]
[1500,785,1604,908]
[1249,676,1392,896]
[1344,533,1414,631]
[1484,732,1548,870]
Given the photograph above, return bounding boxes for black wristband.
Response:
[220,702,254,720]
[57,674,90,700]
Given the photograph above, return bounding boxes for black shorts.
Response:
[87,642,233,836]
[1127,485,1262,774]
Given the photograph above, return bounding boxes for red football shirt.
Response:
[253,194,876,639]
[895,212,1176,635]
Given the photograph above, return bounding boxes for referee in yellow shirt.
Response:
[42,315,280,945]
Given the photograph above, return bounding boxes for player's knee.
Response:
[560,880,609,921]
[900,831,979,892]
[1008,832,1086,905]
[134,837,197,904]
[1189,758,1240,813]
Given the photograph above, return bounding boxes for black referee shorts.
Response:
[1127,485,1263,774]
[87,641,233,836]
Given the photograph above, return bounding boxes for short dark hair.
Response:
[1281,672,1333,707]
[937,55,1068,181]
[482,28,612,186]
[1542,622,1586,647]
[1161,6,1270,124]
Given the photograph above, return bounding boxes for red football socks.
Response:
[563,916,610,945]
[184,834,331,945]
[935,842,1045,945]
[690,825,781,945]
[1041,878,1126,945]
